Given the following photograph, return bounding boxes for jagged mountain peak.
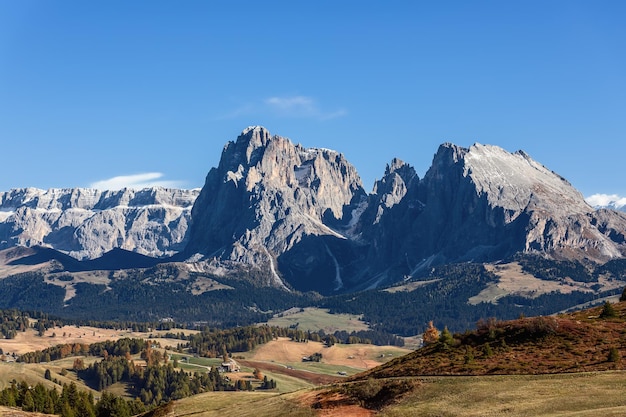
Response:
[383,158,416,180]
[435,142,469,161]
[238,125,273,152]
[373,159,418,202]
[186,127,367,291]
[424,143,589,214]
[409,141,626,264]
[386,157,405,174]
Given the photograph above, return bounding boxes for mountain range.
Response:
[1,126,626,297]
[0,187,198,260]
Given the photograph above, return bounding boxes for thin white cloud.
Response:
[265,95,347,119]
[216,95,347,121]
[265,96,315,112]
[586,193,626,209]
[89,173,184,190]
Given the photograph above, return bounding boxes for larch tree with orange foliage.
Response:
[422,321,440,346]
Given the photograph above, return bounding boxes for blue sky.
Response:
[1,1,625,203]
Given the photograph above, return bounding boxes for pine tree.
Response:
[600,301,618,319]
[608,347,621,363]
[439,326,455,349]
[22,391,35,412]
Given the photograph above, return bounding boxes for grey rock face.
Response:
[384,143,626,274]
[186,130,626,292]
[185,126,367,290]
[0,187,199,259]
[3,128,625,295]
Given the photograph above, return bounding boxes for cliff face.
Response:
[358,143,626,283]
[0,187,199,260]
[416,143,626,263]
[185,126,367,291]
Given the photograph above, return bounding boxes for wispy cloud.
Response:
[216,95,347,121]
[586,193,626,209]
[89,173,184,190]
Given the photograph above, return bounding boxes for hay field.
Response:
[381,372,626,417]
[242,337,410,371]
[0,326,197,356]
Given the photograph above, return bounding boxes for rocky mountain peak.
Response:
[385,158,405,175]
[411,142,626,265]
[186,127,366,290]
[372,159,418,210]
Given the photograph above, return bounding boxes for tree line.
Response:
[0,380,145,417]
[18,338,148,364]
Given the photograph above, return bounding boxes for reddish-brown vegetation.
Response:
[353,301,626,379]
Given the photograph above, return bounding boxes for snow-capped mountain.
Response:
[586,194,626,212]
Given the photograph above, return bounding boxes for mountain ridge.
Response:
[1,127,625,296]
[0,187,199,260]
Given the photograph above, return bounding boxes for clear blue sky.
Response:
[1,1,625,201]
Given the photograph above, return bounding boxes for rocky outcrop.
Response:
[185,126,366,291]
[429,143,626,262]
[362,143,626,280]
[0,187,198,259]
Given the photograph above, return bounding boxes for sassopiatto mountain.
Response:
[1,126,626,296]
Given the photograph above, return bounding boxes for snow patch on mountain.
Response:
[586,193,626,211]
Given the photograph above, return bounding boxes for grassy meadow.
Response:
[265,307,369,333]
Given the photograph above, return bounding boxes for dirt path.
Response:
[297,391,374,417]
[238,360,342,385]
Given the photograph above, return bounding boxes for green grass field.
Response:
[169,353,223,371]
[289,361,360,376]
[252,370,314,393]
[265,307,369,333]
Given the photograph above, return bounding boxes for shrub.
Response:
[608,347,620,363]
[483,343,494,358]
[523,316,559,338]
[600,301,618,319]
